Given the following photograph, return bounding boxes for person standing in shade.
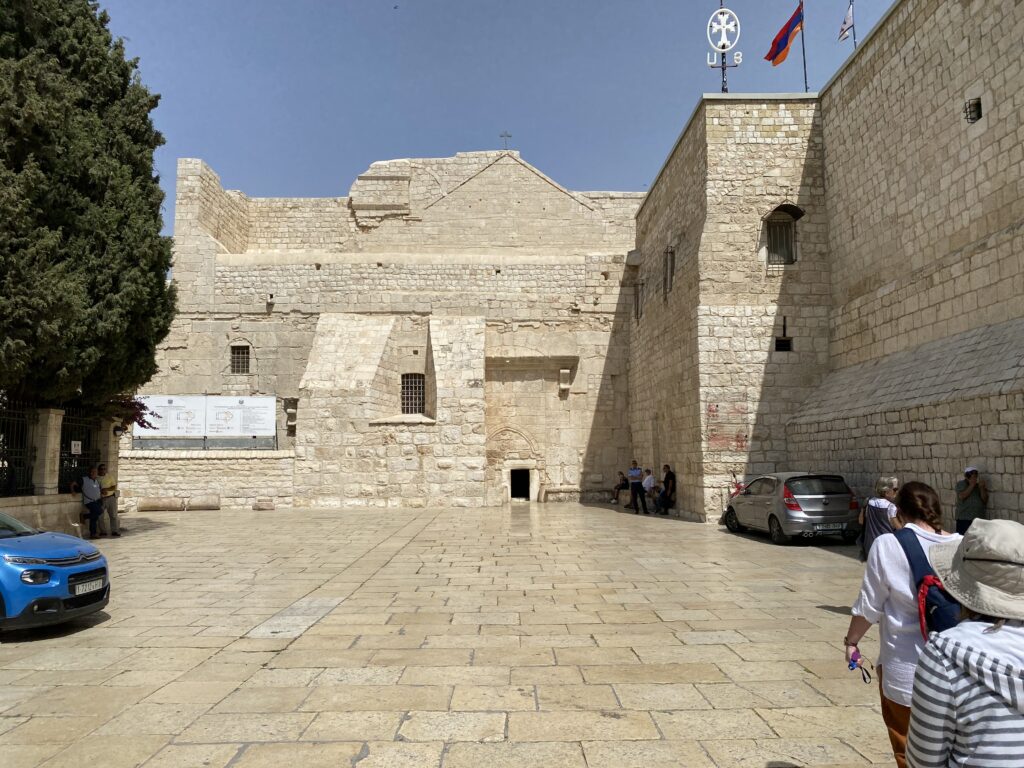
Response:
[657,464,676,515]
[954,466,988,535]
[625,460,647,514]
[97,463,121,537]
[859,476,901,560]
[642,469,657,511]
[70,466,104,540]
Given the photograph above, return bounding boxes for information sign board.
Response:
[135,395,207,437]
[204,396,276,437]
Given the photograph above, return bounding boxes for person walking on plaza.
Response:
[906,519,1024,768]
[625,460,647,514]
[860,476,901,560]
[97,462,121,537]
[656,464,676,515]
[954,467,988,535]
[842,482,961,768]
[71,466,104,540]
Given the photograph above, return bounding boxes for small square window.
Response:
[774,337,793,352]
[230,345,251,374]
[401,373,425,415]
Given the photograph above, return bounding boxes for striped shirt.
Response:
[906,621,1024,767]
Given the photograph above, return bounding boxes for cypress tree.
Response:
[0,0,175,407]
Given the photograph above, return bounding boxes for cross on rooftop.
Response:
[500,131,512,149]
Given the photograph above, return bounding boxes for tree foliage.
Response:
[0,0,175,406]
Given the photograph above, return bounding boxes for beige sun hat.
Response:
[927,519,1024,622]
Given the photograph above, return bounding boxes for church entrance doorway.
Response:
[510,469,531,501]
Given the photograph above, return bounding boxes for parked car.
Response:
[0,511,109,631]
[722,472,860,545]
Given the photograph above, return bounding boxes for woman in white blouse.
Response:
[842,481,961,768]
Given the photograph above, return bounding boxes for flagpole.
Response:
[852,0,859,48]
[799,1,809,92]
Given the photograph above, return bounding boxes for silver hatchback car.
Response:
[723,472,860,545]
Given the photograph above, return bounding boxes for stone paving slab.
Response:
[0,503,890,766]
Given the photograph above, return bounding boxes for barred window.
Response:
[401,373,426,415]
[764,204,803,266]
[230,345,251,374]
[663,247,675,297]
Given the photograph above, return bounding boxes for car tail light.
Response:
[849,497,859,512]
[783,486,802,511]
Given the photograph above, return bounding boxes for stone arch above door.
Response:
[486,425,540,464]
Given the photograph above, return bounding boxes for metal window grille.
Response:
[58,407,101,493]
[766,216,796,265]
[401,374,426,415]
[0,398,37,497]
[663,248,675,297]
[230,345,251,374]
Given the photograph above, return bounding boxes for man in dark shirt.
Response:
[657,464,676,515]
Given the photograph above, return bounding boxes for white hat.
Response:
[964,466,979,474]
[928,519,1024,622]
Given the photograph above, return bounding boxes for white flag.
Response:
[839,1,854,41]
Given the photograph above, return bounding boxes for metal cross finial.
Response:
[500,131,512,149]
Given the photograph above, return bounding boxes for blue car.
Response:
[0,510,109,631]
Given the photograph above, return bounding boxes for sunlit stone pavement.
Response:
[0,503,892,767]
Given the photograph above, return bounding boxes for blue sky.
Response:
[101,1,896,233]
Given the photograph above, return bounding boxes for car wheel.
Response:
[769,516,790,545]
[724,508,744,533]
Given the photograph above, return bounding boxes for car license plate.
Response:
[815,523,844,531]
[73,579,104,595]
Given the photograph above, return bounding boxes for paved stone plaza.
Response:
[1,505,893,767]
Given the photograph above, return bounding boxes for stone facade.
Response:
[122,0,1023,523]
[122,151,643,508]
[632,0,1023,522]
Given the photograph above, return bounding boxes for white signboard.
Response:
[205,396,276,437]
[135,395,276,438]
[70,440,82,455]
[135,395,207,437]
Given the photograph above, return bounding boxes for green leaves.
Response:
[0,0,175,405]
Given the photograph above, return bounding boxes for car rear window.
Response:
[785,476,851,495]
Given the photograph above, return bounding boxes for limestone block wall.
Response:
[118,450,296,509]
[630,104,707,518]
[787,318,1024,524]
[698,98,830,519]
[632,97,829,521]
[484,317,631,502]
[210,254,590,319]
[821,0,1024,367]
[292,314,486,508]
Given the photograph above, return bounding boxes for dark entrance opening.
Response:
[510,469,530,500]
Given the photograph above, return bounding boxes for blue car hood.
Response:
[0,532,100,560]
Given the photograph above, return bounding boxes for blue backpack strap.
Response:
[893,527,933,586]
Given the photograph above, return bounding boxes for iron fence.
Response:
[58,407,102,493]
[0,398,37,497]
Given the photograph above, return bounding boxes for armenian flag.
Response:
[765,3,804,66]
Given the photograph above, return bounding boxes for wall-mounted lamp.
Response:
[112,425,126,438]
[963,98,982,124]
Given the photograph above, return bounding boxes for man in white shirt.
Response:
[642,469,657,511]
